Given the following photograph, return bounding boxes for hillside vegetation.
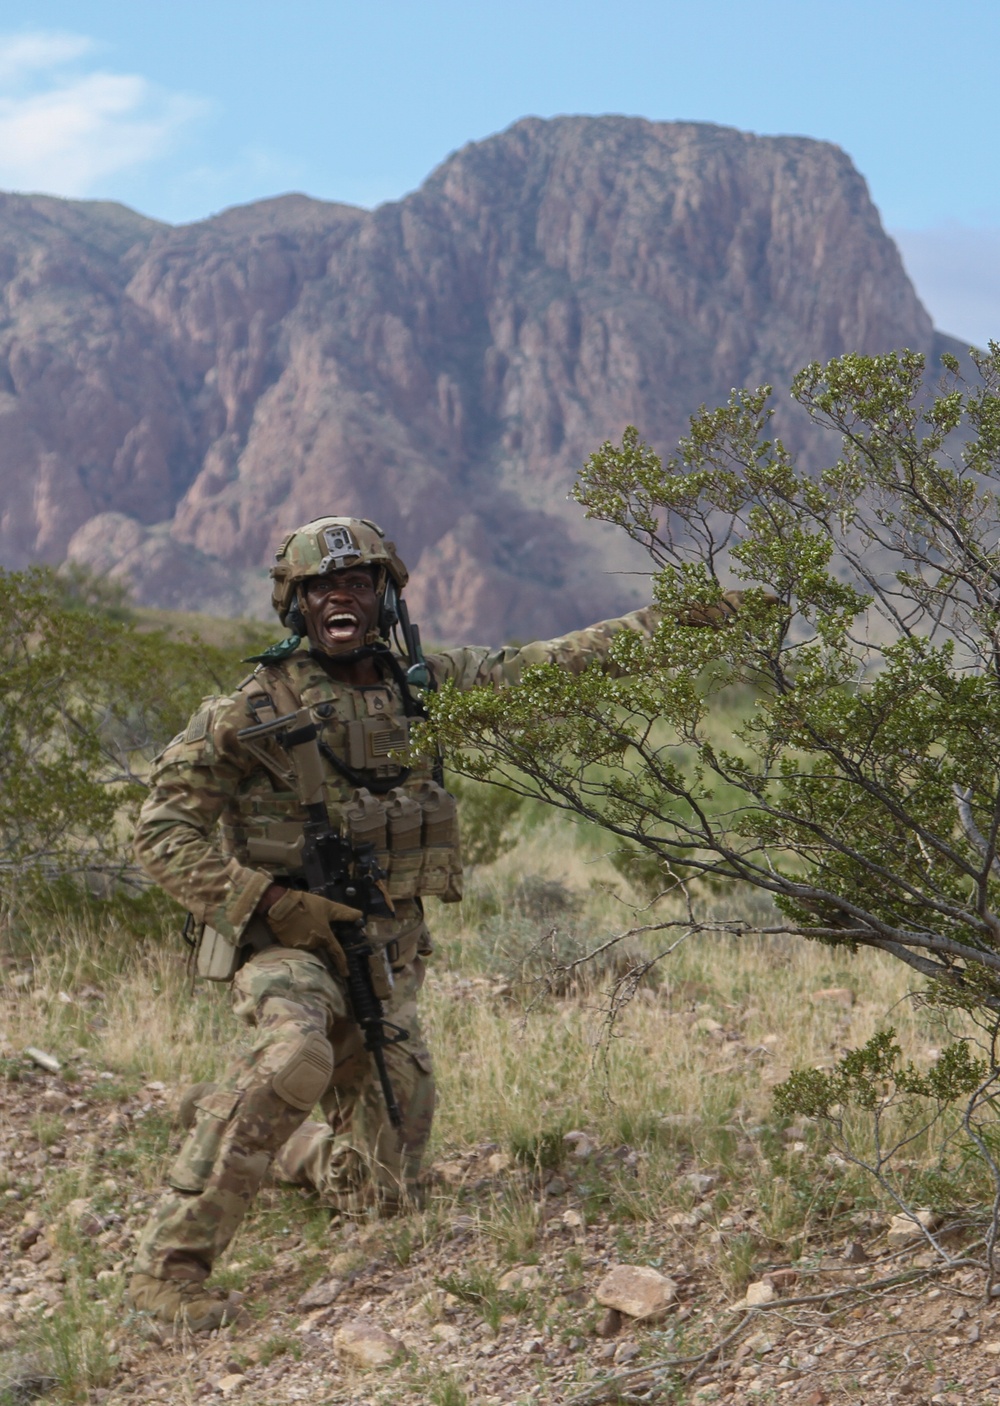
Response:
[1,589,993,1402]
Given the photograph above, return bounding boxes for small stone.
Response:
[886,1208,939,1247]
[498,1264,544,1292]
[809,987,855,1008]
[614,1341,640,1364]
[842,1239,867,1263]
[595,1265,677,1322]
[667,1211,702,1231]
[333,1318,404,1368]
[764,1268,798,1290]
[406,1291,445,1324]
[430,1323,459,1344]
[433,1159,468,1187]
[563,1131,597,1159]
[296,1277,342,1310]
[595,1308,621,1339]
[217,1375,244,1398]
[486,1151,511,1174]
[27,1241,50,1264]
[743,1331,774,1353]
[685,1173,716,1194]
[17,1226,42,1251]
[562,1209,585,1234]
[24,1047,61,1073]
[744,1281,776,1306]
[545,1176,567,1196]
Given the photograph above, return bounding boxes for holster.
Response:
[194,913,277,983]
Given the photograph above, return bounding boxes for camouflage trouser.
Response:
[134,937,434,1282]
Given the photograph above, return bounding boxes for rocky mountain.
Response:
[0,116,960,641]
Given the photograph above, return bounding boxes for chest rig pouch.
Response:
[345,779,462,905]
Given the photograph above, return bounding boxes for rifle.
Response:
[237,707,409,1129]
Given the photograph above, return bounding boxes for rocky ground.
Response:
[3,1053,1000,1406]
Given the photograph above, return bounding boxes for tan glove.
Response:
[678,589,780,627]
[263,890,362,975]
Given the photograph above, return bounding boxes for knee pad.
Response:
[272,1031,334,1112]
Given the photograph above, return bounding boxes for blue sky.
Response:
[1,0,997,345]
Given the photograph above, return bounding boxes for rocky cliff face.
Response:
[0,117,955,641]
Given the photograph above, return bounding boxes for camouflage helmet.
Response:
[270,516,408,629]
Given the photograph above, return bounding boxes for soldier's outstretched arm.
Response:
[133,696,273,943]
[423,591,766,693]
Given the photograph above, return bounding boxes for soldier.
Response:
[127,515,750,1331]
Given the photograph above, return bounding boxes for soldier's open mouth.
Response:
[322,611,361,642]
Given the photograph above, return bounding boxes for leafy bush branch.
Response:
[425,345,1000,1013]
[0,567,262,900]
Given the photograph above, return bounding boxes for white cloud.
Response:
[0,30,205,197]
[892,224,1000,351]
[0,32,93,83]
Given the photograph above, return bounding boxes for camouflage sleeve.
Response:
[133,693,272,942]
[423,606,659,692]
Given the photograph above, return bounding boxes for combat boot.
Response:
[176,1081,218,1131]
[128,1272,242,1333]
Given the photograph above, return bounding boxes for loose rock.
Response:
[744,1281,776,1307]
[596,1307,622,1339]
[596,1265,678,1322]
[334,1319,404,1368]
[498,1264,544,1292]
[296,1277,342,1310]
[886,1208,939,1247]
[561,1209,585,1239]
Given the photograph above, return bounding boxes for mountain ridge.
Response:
[0,115,965,641]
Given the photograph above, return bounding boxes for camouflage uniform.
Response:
[131,604,658,1286]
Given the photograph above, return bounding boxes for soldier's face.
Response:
[301,567,379,653]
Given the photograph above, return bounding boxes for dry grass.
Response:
[0,805,985,1404]
[1,809,958,1188]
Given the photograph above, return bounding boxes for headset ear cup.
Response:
[286,601,306,636]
